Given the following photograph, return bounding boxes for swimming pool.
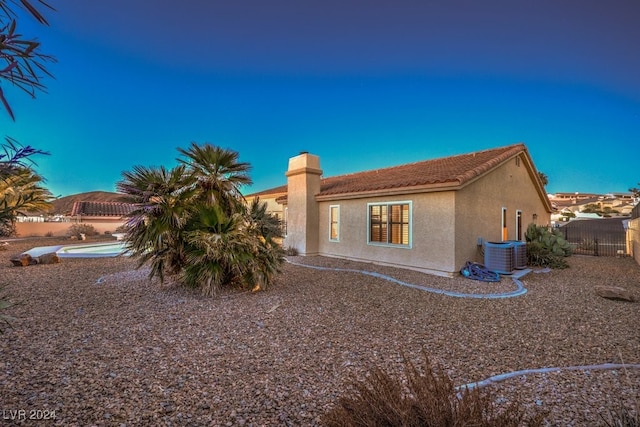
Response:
[23,241,130,259]
[56,241,130,258]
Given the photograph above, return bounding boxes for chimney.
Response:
[284,152,322,255]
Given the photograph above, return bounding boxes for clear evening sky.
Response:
[4,0,639,197]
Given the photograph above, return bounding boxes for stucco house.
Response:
[246,143,552,277]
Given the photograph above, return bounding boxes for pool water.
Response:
[56,242,130,258]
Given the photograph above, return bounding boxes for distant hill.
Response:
[51,191,133,215]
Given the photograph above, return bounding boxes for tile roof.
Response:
[317,143,527,197]
[70,201,136,217]
[249,143,538,200]
[245,184,288,198]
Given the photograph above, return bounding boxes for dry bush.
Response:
[323,351,546,427]
[67,223,99,238]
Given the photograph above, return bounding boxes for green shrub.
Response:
[67,223,99,238]
[526,241,569,269]
[323,351,546,427]
[525,224,571,268]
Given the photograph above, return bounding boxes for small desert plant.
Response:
[285,246,299,256]
[44,230,54,237]
[0,221,16,237]
[525,223,571,268]
[600,407,639,427]
[67,223,98,238]
[526,241,569,269]
[598,364,639,427]
[323,351,546,426]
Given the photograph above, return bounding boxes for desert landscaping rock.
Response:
[36,252,61,265]
[594,285,636,302]
[0,238,639,426]
[9,253,36,267]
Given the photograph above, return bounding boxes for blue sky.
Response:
[3,0,639,197]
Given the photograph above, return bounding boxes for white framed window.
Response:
[367,201,412,247]
[329,205,340,241]
[515,210,523,241]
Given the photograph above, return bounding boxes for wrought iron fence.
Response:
[559,218,627,257]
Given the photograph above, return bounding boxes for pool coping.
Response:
[23,241,128,258]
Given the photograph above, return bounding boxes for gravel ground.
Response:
[0,237,639,426]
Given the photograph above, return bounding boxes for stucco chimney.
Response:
[284,152,322,255]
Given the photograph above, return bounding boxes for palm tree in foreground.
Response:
[118,143,283,296]
[118,164,196,282]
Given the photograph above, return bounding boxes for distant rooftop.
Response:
[70,201,136,217]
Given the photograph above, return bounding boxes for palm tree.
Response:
[0,139,51,235]
[118,142,284,296]
[182,203,284,296]
[177,142,252,213]
[117,164,197,282]
[0,0,55,120]
[0,166,52,216]
[248,196,282,241]
[537,171,548,187]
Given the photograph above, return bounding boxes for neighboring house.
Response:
[70,201,136,223]
[15,201,137,237]
[549,192,638,223]
[246,143,552,277]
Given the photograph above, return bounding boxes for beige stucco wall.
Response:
[454,153,551,269]
[317,192,457,276]
[283,153,322,255]
[313,153,551,276]
[628,217,640,265]
[15,220,126,237]
[245,194,285,220]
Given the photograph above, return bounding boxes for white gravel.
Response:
[0,237,638,426]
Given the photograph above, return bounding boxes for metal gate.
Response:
[559,218,627,256]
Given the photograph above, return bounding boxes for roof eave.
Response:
[315,181,463,201]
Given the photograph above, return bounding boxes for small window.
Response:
[329,205,340,241]
[368,202,411,246]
